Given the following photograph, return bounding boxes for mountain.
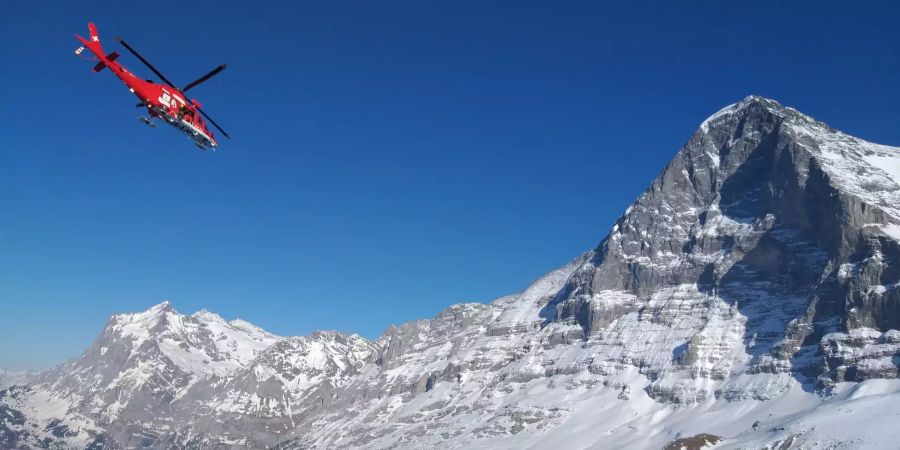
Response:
[1,301,281,448]
[4,96,900,449]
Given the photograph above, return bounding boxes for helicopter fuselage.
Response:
[75,24,219,149]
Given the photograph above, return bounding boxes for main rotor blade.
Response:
[115,37,178,89]
[196,107,230,139]
[183,64,226,92]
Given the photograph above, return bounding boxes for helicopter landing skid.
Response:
[138,116,156,128]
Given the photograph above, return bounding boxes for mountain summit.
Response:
[4,96,900,449]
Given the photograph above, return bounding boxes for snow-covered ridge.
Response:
[699,95,784,132]
[106,300,282,376]
[700,96,900,222]
[0,369,30,390]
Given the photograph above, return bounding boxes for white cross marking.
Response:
[92,36,99,42]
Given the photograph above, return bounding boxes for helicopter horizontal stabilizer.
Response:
[92,51,119,72]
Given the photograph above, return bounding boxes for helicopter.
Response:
[74,22,229,150]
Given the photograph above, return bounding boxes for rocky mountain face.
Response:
[551,96,900,401]
[4,96,900,449]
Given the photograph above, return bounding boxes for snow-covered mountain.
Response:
[0,301,281,448]
[4,96,900,449]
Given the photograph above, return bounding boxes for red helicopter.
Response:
[74,22,229,150]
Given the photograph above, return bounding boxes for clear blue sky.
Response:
[2,1,899,370]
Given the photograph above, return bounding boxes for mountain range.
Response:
[4,96,900,449]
